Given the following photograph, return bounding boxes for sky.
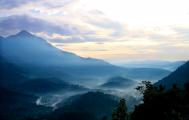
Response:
[0,0,189,62]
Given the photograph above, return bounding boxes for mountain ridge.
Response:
[155,61,189,89]
[100,76,135,89]
[0,30,171,84]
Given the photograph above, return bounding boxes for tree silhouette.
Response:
[131,81,189,120]
[112,99,128,120]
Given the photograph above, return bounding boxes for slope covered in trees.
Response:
[131,81,189,120]
[156,61,189,89]
[49,92,119,120]
[0,87,51,120]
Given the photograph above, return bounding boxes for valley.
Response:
[0,31,188,120]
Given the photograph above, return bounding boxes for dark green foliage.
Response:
[131,81,189,120]
[112,99,128,120]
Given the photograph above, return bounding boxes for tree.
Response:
[112,108,119,120]
[132,81,185,120]
[136,81,156,103]
[112,99,128,120]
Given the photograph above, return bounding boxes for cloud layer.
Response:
[0,15,78,36]
[0,0,189,61]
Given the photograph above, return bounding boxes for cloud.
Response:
[0,0,36,9]
[0,0,189,61]
[49,36,86,43]
[88,18,125,37]
[0,0,77,9]
[39,0,78,9]
[173,26,189,40]
[47,34,112,43]
[0,15,78,36]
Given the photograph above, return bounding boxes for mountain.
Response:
[50,92,119,120]
[1,30,172,84]
[0,55,87,95]
[115,60,185,71]
[123,68,171,81]
[100,76,135,89]
[0,31,123,81]
[0,30,84,66]
[156,61,189,89]
[16,78,88,95]
[0,55,29,89]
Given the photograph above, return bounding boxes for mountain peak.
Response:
[17,30,33,37]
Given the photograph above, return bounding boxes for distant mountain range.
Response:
[115,60,185,71]
[0,30,120,78]
[122,68,170,81]
[156,61,189,89]
[0,30,188,120]
[0,30,171,85]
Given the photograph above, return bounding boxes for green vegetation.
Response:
[131,81,189,120]
[110,81,189,120]
[112,99,128,120]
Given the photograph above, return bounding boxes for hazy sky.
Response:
[0,0,189,62]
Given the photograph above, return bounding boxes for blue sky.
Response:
[0,0,189,62]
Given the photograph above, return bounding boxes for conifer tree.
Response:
[112,99,128,120]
